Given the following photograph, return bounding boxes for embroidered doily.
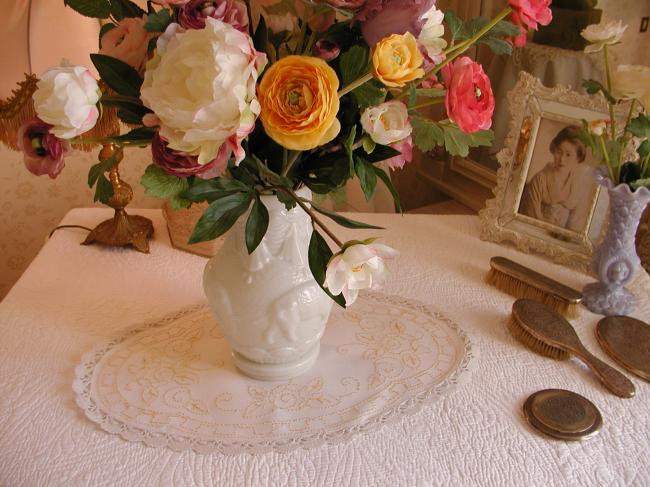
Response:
[73,293,473,455]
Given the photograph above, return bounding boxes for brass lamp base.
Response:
[83,209,154,253]
[81,144,154,253]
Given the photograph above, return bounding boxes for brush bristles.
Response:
[487,268,579,319]
[507,316,571,360]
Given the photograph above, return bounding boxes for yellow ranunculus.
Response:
[258,55,341,151]
[372,32,424,88]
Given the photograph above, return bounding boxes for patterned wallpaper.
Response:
[599,0,650,66]
[0,145,161,299]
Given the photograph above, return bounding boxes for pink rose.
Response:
[356,0,434,47]
[17,118,70,179]
[386,136,413,170]
[151,133,229,179]
[99,17,154,71]
[179,0,249,32]
[508,0,552,32]
[510,11,529,47]
[443,57,495,134]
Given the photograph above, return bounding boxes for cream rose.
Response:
[361,101,412,146]
[418,5,447,64]
[612,64,650,109]
[33,62,100,139]
[581,20,627,54]
[141,18,267,164]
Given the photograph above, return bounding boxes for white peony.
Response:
[581,20,627,54]
[324,242,399,306]
[32,62,100,139]
[361,101,412,146]
[140,18,267,165]
[418,5,447,64]
[612,64,650,109]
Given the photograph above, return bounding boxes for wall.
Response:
[598,0,650,66]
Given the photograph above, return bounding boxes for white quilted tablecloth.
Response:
[0,208,648,487]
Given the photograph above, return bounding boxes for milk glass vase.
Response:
[583,176,650,316]
[203,188,333,381]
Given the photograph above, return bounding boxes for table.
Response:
[1,208,648,486]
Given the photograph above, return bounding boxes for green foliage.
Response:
[253,15,269,60]
[140,165,191,209]
[583,79,617,104]
[373,166,402,213]
[87,149,120,204]
[442,123,494,157]
[308,230,346,307]
[245,196,269,254]
[101,97,152,125]
[357,144,401,163]
[631,178,650,190]
[113,127,156,145]
[340,46,369,86]
[183,177,251,203]
[64,0,111,19]
[297,151,350,194]
[352,80,386,109]
[354,157,377,201]
[189,192,253,244]
[144,8,172,32]
[444,13,519,56]
[310,202,383,229]
[90,54,143,98]
[411,116,445,152]
[627,114,650,139]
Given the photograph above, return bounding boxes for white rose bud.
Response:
[581,20,627,54]
[588,119,608,137]
[612,64,650,109]
[361,101,412,146]
[324,242,399,306]
[33,62,101,139]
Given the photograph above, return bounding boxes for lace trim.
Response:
[73,292,474,455]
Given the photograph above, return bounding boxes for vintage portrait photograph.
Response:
[517,119,598,235]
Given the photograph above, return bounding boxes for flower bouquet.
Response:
[15,0,552,378]
[578,20,650,315]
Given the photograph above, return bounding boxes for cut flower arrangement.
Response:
[21,0,552,307]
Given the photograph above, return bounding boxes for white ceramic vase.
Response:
[203,187,333,381]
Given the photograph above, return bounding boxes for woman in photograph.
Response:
[519,125,596,232]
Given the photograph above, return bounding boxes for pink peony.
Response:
[179,0,249,32]
[510,11,529,47]
[313,39,341,61]
[443,57,495,134]
[509,0,552,32]
[356,0,434,47]
[151,132,229,179]
[100,16,154,71]
[17,118,70,179]
[386,136,413,170]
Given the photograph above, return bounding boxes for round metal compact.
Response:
[597,316,650,382]
[523,389,602,441]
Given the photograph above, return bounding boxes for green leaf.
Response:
[356,144,401,163]
[116,109,144,125]
[189,192,253,244]
[253,15,269,59]
[297,152,350,194]
[276,189,297,211]
[442,124,494,157]
[408,83,418,108]
[169,195,192,210]
[308,230,346,308]
[245,196,269,254]
[489,20,522,38]
[94,174,114,203]
[373,165,402,213]
[355,157,377,201]
[352,80,386,109]
[582,79,617,104]
[64,0,111,18]
[340,45,369,86]
[144,8,172,32]
[252,156,293,187]
[90,53,143,98]
[631,178,650,190]
[99,23,116,49]
[113,127,156,143]
[480,37,513,56]
[362,137,376,155]
[87,150,120,187]
[444,11,466,42]
[111,0,146,20]
[627,114,650,138]
[463,16,490,38]
[310,202,384,229]
[182,178,250,203]
[345,125,357,177]
[411,116,445,152]
[639,140,650,159]
[140,164,189,200]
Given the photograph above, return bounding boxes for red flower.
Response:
[509,0,552,32]
[443,57,495,134]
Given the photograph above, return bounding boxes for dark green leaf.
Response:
[111,0,146,20]
[480,37,513,56]
[489,20,522,38]
[245,196,269,254]
[189,193,253,244]
[340,45,369,86]
[310,202,383,229]
[116,109,144,125]
[64,0,111,18]
[372,165,402,213]
[87,150,120,187]
[345,125,357,177]
[252,156,293,187]
[253,15,269,58]
[444,11,465,42]
[464,16,490,38]
[276,189,297,210]
[94,174,114,203]
[90,53,143,98]
[140,164,189,201]
[308,230,346,307]
[182,178,251,202]
[144,8,172,32]
[99,23,116,49]
[408,83,417,108]
[297,152,350,194]
[627,114,650,139]
[169,195,192,210]
[356,144,401,163]
[101,98,152,117]
[352,80,386,109]
[113,126,156,143]
[582,79,617,104]
[631,178,650,190]
[355,157,377,201]
[639,140,650,159]
[411,116,445,152]
[443,124,494,157]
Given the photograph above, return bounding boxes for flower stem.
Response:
[338,73,373,97]
[276,186,344,248]
[598,135,616,182]
[281,150,301,177]
[603,45,617,140]
[410,98,445,111]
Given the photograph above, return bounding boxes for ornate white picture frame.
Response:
[479,72,628,273]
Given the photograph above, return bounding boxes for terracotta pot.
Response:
[162,201,224,257]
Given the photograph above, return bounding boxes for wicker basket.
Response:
[162,201,224,257]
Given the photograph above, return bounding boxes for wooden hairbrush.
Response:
[509,299,635,399]
[488,256,582,319]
